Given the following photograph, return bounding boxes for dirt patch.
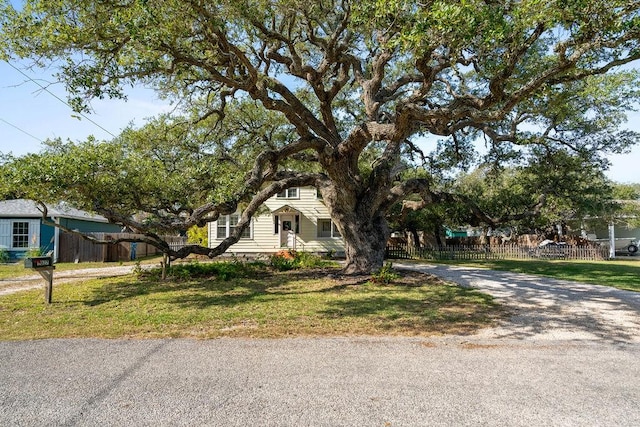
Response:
[0,265,137,296]
[282,267,453,288]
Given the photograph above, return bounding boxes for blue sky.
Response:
[0,59,171,154]
[1,58,639,183]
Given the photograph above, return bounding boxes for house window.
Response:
[317,219,341,238]
[12,221,30,248]
[216,214,251,239]
[276,188,298,199]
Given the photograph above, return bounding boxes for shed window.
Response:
[12,221,30,248]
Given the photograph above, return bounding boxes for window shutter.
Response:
[0,220,10,248]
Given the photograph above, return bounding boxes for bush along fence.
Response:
[58,232,188,263]
[385,244,610,262]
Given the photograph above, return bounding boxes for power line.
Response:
[0,117,42,142]
[4,60,117,138]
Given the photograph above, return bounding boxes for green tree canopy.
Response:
[1,0,639,272]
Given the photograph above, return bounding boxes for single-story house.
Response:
[0,199,122,262]
[208,186,344,255]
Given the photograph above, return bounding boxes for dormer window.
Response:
[276,188,298,199]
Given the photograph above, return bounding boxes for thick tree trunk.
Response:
[318,134,398,275]
[337,210,390,275]
[409,228,421,250]
[434,224,443,247]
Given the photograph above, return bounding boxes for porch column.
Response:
[608,222,615,259]
[53,217,60,263]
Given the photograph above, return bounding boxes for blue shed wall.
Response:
[2,218,121,263]
[40,222,55,254]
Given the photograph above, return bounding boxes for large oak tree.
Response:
[1,0,640,273]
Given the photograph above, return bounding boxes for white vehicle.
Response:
[611,238,638,254]
[588,236,638,255]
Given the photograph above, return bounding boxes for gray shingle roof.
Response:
[0,199,108,223]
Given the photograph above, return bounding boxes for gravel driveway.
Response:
[396,262,640,344]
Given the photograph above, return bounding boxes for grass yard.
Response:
[0,262,503,340]
[430,258,640,292]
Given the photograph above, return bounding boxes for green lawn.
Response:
[0,264,502,340]
[429,258,640,292]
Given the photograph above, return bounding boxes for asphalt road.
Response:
[1,264,639,426]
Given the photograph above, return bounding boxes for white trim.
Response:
[9,219,40,250]
[215,214,252,240]
[276,188,299,199]
[53,217,60,262]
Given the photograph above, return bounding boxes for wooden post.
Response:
[37,267,55,304]
[24,257,55,304]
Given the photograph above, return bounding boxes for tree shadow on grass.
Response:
[82,268,502,333]
[319,285,503,334]
[84,265,349,307]
[83,270,283,307]
[75,267,505,336]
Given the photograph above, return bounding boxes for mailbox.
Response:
[24,256,53,269]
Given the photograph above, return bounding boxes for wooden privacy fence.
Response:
[58,232,188,263]
[385,244,610,262]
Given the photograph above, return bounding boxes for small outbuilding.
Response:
[0,199,122,262]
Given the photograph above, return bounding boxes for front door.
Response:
[279,215,296,249]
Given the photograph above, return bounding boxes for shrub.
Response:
[270,251,297,271]
[294,251,332,268]
[140,259,266,281]
[0,248,9,264]
[25,247,42,258]
[371,262,399,284]
[270,251,334,271]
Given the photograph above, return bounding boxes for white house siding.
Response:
[209,187,344,254]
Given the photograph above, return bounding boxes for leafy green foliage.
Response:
[0,248,9,264]
[269,251,334,271]
[269,253,298,272]
[0,114,251,232]
[1,0,639,273]
[186,226,208,247]
[371,262,400,284]
[25,247,42,258]
[143,260,267,282]
[611,183,640,228]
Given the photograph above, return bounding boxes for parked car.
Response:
[610,238,638,255]
[626,239,638,254]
